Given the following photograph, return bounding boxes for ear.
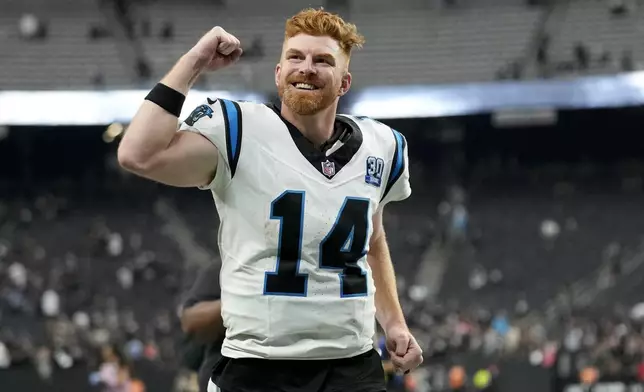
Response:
[275,63,281,87]
[338,72,352,97]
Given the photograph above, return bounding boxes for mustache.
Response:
[287,77,323,87]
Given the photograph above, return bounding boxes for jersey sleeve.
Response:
[381,129,412,206]
[179,98,243,192]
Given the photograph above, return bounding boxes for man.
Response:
[180,264,225,392]
[118,8,422,392]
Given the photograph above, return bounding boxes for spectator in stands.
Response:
[97,344,131,392]
[160,21,174,41]
[620,50,635,72]
[136,58,152,81]
[91,67,107,89]
[536,34,550,75]
[242,36,265,60]
[0,340,10,370]
[469,265,487,291]
[448,365,466,391]
[8,261,27,290]
[40,287,60,318]
[609,0,630,16]
[89,24,111,40]
[34,346,53,381]
[117,266,134,290]
[496,60,523,80]
[19,13,48,41]
[107,232,124,257]
[447,186,468,243]
[140,17,151,38]
[110,0,135,40]
[573,42,590,71]
[173,369,199,392]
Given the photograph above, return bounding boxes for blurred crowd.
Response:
[397,298,644,390]
[2,156,644,392]
[392,162,644,391]
[13,0,644,90]
[497,0,642,81]
[0,188,188,391]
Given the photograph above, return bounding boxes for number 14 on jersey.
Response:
[264,190,370,298]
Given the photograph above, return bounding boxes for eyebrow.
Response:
[286,49,336,63]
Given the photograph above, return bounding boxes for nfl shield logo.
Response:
[321,160,336,178]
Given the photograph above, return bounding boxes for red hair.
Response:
[285,8,365,56]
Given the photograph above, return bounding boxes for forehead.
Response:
[282,34,342,56]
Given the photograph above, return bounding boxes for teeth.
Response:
[295,83,316,90]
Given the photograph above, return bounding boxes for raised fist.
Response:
[188,26,243,72]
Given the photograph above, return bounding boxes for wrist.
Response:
[160,53,205,95]
[182,51,209,73]
[378,312,407,332]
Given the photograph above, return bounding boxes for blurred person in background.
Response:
[180,263,225,392]
[0,339,11,370]
[34,346,53,382]
[19,13,48,40]
[448,365,466,392]
[95,344,132,392]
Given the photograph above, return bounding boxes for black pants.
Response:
[212,349,386,392]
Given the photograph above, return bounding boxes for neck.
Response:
[281,101,339,146]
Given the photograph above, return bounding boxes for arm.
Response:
[181,300,225,343]
[117,27,241,187]
[117,54,218,187]
[367,208,406,331]
[181,263,225,343]
[369,129,423,372]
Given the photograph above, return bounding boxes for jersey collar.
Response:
[266,104,363,180]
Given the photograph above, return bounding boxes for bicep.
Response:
[142,131,219,187]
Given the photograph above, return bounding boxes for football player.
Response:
[118,8,422,392]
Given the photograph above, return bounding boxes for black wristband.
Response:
[145,83,186,118]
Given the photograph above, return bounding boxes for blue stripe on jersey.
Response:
[381,129,406,201]
[391,130,405,180]
[218,99,243,178]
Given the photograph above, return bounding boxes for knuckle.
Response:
[213,26,227,37]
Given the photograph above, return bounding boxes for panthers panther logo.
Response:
[184,104,214,126]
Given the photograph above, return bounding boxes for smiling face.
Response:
[275,34,351,116]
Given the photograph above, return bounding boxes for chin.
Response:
[287,100,324,115]
[282,86,335,116]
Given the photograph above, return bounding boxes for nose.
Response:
[299,56,317,75]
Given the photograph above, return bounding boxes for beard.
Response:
[278,77,339,116]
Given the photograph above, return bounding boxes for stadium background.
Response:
[3,0,644,391]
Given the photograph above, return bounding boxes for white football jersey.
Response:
[179,99,411,360]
